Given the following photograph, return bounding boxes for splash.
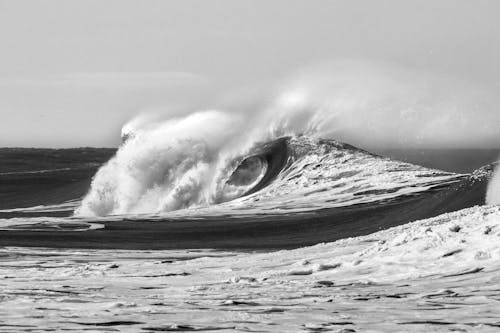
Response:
[76,111,243,215]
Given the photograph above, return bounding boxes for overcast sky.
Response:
[0,0,499,147]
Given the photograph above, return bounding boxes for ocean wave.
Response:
[72,61,499,217]
[76,132,464,217]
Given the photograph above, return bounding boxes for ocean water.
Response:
[1,81,500,331]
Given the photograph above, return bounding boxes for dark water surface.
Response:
[376,148,500,173]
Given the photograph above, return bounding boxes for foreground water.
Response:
[1,206,500,332]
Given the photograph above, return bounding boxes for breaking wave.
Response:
[75,61,497,217]
[76,129,462,217]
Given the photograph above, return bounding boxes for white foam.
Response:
[2,206,500,331]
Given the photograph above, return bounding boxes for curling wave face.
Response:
[214,137,465,215]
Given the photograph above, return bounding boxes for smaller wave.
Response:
[0,216,103,232]
[0,167,78,176]
[0,200,80,214]
[486,162,500,205]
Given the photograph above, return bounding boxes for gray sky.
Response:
[0,0,499,147]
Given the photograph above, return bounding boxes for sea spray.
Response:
[75,111,242,216]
